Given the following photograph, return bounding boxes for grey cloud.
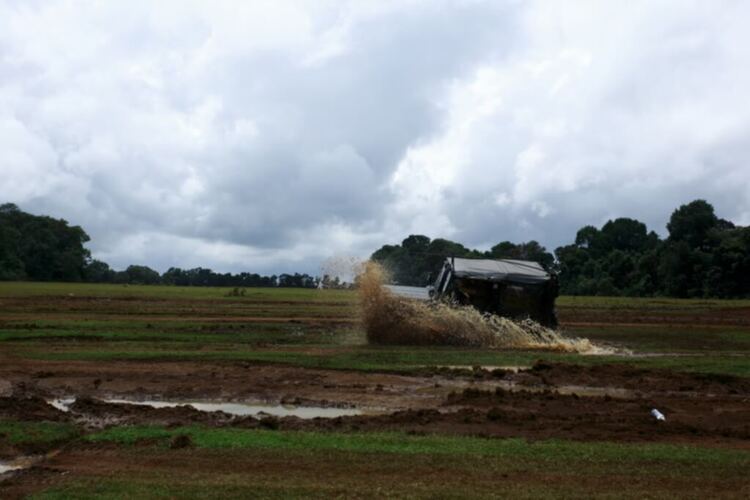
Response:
[1,1,749,274]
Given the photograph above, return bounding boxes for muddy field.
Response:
[2,362,750,448]
[1,284,750,498]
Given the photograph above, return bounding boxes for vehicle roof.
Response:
[383,284,431,300]
[449,257,550,285]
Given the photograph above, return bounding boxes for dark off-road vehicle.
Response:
[386,257,558,328]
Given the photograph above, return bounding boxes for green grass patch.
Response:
[0,282,357,303]
[4,281,750,378]
[22,342,750,377]
[85,426,750,465]
[30,481,309,500]
[22,344,550,370]
[0,324,350,345]
[0,420,79,447]
[3,282,750,309]
[557,295,750,310]
[568,325,750,352]
[27,428,750,499]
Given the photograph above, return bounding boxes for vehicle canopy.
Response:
[449,258,551,285]
[432,257,558,328]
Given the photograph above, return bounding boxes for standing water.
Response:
[0,457,35,476]
[49,398,363,418]
[0,462,21,474]
[104,399,363,418]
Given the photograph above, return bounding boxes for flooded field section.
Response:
[50,398,363,418]
[1,360,749,447]
[1,361,749,499]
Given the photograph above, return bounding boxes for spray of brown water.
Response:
[358,261,595,353]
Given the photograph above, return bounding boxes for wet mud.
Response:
[2,358,750,500]
[2,361,749,449]
[2,290,750,498]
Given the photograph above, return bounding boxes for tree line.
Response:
[371,200,750,299]
[85,262,321,288]
[3,200,749,297]
[0,203,321,288]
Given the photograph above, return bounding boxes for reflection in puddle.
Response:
[0,457,34,475]
[433,365,532,372]
[49,398,362,418]
[0,462,21,474]
[104,399,363,418]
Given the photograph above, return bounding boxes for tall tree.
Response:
[0,203,90,281]
[667,200,718,249]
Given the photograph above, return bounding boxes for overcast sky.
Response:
[2,0,749,275]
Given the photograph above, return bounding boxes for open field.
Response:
[2,282,750,498]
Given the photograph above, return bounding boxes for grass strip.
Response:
[85,426,750,466]
[25,345,750,377]
[0,420,79,446]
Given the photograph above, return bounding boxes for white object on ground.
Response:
[651,408,666,421]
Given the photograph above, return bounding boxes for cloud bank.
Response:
[2,0,749,273]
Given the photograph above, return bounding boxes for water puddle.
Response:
[49,398,362,418]
[434,365,531,372]
[0,456,35,476]
[48,398,75,412]
[104,399,363,418]
[0,462,21,475]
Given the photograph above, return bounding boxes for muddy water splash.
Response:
[358,261,595,352]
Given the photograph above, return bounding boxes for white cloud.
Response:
[385,0,750,250]
[1,0,749,273]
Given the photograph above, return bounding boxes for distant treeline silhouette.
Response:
[3,200,749,297]
[371,200,750,299]
[0,203,320,288]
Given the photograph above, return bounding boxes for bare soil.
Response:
[4,445,747,500]
[2,292,750,497]
[2,360,749,449]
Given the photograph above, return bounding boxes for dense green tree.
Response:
[124,265,161,285]
[5,200,749,297]
[0,220,24,280]
[426,238,475,280]
[0,204,316,288]
[487,240,554,270]
[574,225,599,249]
[371,236,554,286]
[83,260,116,283]
[553,244,589,293]
[159,267,281,287]
[667,200,718,248]
[599,218,658,254]
[0,203,90,281]
[371,235,472,285]
[401,235,430,253]
[278,273,317,288]
[555,200,749,298]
